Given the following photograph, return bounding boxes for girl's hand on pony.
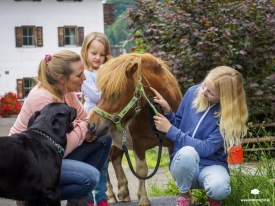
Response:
[150,87,171,115]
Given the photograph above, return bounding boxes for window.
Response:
[17,78,36,99]
[15,26,43,47]
[65,27,76,45]
[23,27,34,45]
[58,26,84,47]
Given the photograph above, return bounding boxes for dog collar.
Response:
[31,129,66,157]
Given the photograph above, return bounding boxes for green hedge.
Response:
[124,0,275,132]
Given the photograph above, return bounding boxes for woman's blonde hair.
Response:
[36,50,81,102]
[81,31,111,71]
[193,66,248,150]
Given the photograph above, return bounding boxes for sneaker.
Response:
[176,197,190,206]
[97,199,110,206]
[87,200,95,206]
[207,197,221,206]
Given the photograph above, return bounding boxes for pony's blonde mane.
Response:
[96,53,141,98]
[97,53,181,101]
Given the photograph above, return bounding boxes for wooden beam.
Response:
[244,147,275,152]
[249,122,275,128]
[242,136,275,144]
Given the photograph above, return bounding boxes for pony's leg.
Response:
[106,153,118,204]
[111,145,131,202]
[134,151,150,206]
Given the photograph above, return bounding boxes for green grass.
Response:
[145,154,275,206]
[142,125,275,206]
[122,147,170,169]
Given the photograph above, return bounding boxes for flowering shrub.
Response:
[124,0,275,129]
[0,92,22,117]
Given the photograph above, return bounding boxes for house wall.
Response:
[0,0,104,96]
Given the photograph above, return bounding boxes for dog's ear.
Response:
[27,111,41,129]
[52,118,60,134]
[70,107,77,123]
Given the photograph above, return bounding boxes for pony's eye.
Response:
[111,93,121,99]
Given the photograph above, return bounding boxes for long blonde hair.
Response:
[193,66,248,150]
[81,32,111,71]
[36,50,81,102]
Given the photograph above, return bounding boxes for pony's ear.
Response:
[126,63,138,78]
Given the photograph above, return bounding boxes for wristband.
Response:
[83,118,91,128]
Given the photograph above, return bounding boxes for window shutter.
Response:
[36,27,43,47]
[77,27,84,46]
[58,27,64,47]
[15,27,22,47]
[17,79,23,99]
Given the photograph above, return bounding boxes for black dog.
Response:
[0,102,76,206]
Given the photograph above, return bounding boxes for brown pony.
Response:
[87,53,182,206]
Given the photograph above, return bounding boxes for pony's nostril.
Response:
[97,127,109,137]
[88,122,96,136]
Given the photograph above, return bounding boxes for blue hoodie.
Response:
[165,85,228,170]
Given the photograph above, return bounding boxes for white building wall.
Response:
[0,0,104,96]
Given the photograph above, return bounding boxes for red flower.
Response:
[0,92,22,117]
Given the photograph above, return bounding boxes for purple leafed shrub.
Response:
[124,0,275,129]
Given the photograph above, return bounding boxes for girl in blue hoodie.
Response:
[151,66,248,206]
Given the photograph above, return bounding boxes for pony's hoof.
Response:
[137,196,150,206]
[118,195,131,202]
[107,196,117,204]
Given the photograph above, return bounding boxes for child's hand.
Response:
[85,135,97,142]
[153,113,171,133]
[150,87,171,115]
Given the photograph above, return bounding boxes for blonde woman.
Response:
[10,50,112,206]
[150,66,248,206]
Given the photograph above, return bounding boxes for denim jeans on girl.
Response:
[170,146,231,201]
[60,135,112,200]
[87,158,109,204]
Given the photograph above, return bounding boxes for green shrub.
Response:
[124,0,275,132]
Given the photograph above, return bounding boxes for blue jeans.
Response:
[170,146,231,201]
[87,159,109,204]
[60,135,112,200]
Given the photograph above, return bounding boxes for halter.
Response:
[93,81,159,134]
[94,79,165,180]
